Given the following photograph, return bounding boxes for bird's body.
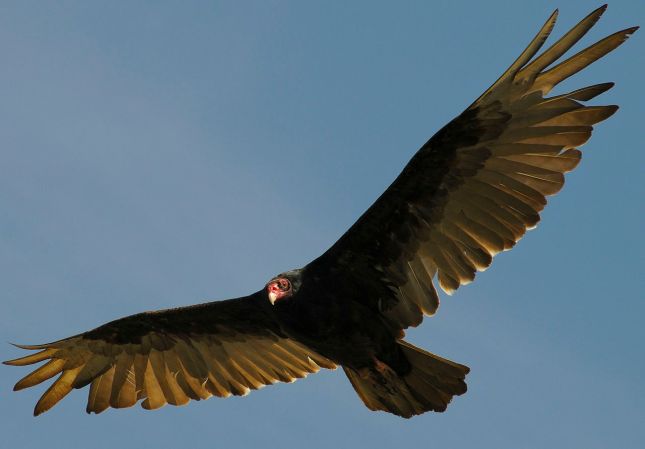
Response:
[272,268,404,371]
[5,5,637,418]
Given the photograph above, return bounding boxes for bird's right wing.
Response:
[4,294,336,416]
[311,6,637,330]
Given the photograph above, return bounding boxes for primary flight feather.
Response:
[5,5,637,418]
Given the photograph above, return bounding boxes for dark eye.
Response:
[279,279,290,290]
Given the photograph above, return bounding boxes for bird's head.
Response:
[266,269,302,305]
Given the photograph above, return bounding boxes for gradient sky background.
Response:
[1,1,643,448]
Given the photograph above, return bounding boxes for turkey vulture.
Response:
[5,6,637,418]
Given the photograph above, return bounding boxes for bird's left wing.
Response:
[4,294,335,415]
[310,6,637,330]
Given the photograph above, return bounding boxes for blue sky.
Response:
[1,1,643,448]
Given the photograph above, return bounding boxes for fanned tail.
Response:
[344,340,469,418]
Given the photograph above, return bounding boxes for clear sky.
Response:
[1,1,643,448]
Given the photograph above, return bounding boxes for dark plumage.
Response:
[5,6,637,418]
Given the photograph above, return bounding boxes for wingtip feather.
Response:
[625,26,639,35]
[9,342,50,350]
[605,104,619,118]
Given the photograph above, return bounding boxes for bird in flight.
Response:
[5,5,637,418]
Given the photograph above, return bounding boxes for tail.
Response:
[344,340,469,418]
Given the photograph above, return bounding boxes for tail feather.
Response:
[344,340,469,418]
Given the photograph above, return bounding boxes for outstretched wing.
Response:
[4,293,335,416]
[311,6,637,330]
